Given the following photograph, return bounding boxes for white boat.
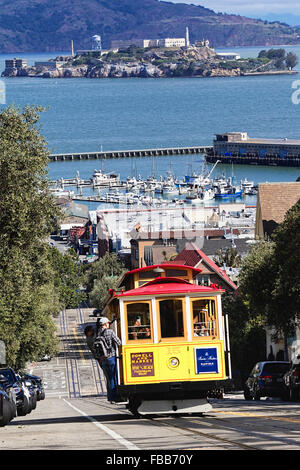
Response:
[49,188,74,198]
[185,189,215,204]
[91,169,120,186]
[240,178,255,194]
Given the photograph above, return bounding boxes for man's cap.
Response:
[99,317,109,325]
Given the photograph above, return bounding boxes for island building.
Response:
[76,34,106,55]
[34,60,64,69]
[5,58,27,69]
[110,27,191,50]
[216,52,241,60]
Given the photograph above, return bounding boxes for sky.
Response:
[168,0,300,25]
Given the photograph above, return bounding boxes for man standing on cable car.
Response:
[96,317,121,403]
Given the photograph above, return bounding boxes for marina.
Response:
[50,161,258,208]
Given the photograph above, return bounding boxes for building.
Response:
[129,228,253,271]
[172,242,238,293]
[216,52,241,60]
[34,61,63,69]
[5,58,27,69]
[255,182,300,238]
[213,132,300,159]
[110,35,187,50]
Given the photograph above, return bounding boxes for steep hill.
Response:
[0,0,299,53]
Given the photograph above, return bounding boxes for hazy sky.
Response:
[169,0,300,20]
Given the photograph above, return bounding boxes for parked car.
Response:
[22,373,45,401]
[281,360,300,401]
[0,367,32,416]
[0,374,17,427]
[17,374,38,411]
[244,361,291,400]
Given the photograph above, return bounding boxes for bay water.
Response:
[1,45,300,208]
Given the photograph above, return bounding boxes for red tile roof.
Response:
[173,242,237,291]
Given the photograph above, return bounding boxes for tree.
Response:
[47,247,86,309]
[0,105,62,368]
[222,293,266,384]
[238,203,300,354]
[286,52,298,70]
[213,247,242,268]
[83,253,126,309]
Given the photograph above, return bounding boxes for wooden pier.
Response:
[49,145,212,162]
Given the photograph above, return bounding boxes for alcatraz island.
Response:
[2,31,298,79]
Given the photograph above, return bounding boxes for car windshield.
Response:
[262,363,290,374]
[0,369,15,384]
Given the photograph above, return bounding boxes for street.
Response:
[1,309,300,451]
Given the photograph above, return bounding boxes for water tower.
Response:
[91,35,102,51]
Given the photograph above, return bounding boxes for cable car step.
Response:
[137,399,212,415]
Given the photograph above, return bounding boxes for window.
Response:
[191,299,217,338]
[159,299,184,338]
[165,269,188,278]
[197,274,210,286]
[126,302,152,341]
[144,246,153,266]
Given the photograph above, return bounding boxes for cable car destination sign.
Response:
[130,352,155,377]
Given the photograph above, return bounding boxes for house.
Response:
[129,228,253,271]
[172,242,238,293]
[255,182,300,238]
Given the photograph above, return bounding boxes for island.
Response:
[2,46,298,79]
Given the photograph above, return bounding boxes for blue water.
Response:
[1,46,300,188]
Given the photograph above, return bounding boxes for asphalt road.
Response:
[1,309,300,451]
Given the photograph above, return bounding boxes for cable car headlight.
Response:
[169,357,179,368]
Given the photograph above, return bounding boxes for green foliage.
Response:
[239,203,300,339]
[47,247,86,309]
[286,52,298,69]
[0,105,62,368]
[89,276,121,311]
[222,293,266,381]
[213,247,242,268]
[83,253,126,310]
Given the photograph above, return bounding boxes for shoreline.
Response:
[2,69,298,79]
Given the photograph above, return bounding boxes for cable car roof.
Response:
[117,263,202,288]
[115,277,224,297]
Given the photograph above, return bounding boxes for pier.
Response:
[49,145,213,161]
[206,154,300,167]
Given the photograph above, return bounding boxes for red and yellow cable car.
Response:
[102,263,231,416]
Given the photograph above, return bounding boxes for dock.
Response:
[206,154,300,167]
[49,145,212,161]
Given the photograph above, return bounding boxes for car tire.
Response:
[31,394,37,410]
[39,390,45,400]
[281,389,289,401]
[244,387,253,400]
[0,399,12,427]
[17,396,30,416]
[289,388,299,402]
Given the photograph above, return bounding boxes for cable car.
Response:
[102,263,231,416]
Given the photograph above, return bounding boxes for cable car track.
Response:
[147,414,262,450]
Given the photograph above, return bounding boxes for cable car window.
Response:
[126,302,152,341]
[165,269,188,277]
[192,299,217,338]
[159,299,184,338]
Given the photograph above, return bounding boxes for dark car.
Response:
[281,360,300,401]
[0,367,32,416]
[0,374,17,427]
[244,361,291,400]
[17,374,38,411]
[22,373,45,401]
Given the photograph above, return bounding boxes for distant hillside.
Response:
[0,0,300,53]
